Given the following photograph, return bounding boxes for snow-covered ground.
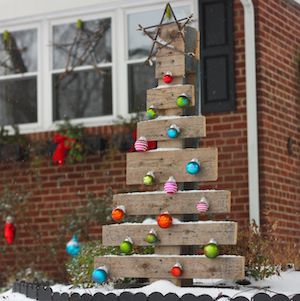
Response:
[1,270,299,301]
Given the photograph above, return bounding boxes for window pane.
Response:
[0,77,37,125]
[53,18,112,70]
[128,6,190,60]
[53,68,112,121]
[128,62,156,113]
[0,29,37,75]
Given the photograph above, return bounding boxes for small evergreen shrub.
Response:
[66,240,154,287]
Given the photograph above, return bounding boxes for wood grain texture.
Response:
[147,85,195,110]
[137,116,206,141]
[113,190,231,215]
[95,255,245,280]
[126,148,218,184]
[102,221,237,246]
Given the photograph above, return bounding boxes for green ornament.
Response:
[143,172,155,185]
[176,94,190,108]
[204,239,219,259]
[76,19,83,30]
[120,238,133,254]
[145,229,158,244]
[3,30,10,43]
[146,107,157,119]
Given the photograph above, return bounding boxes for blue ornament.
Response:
[66,235,81,256]
[92,266,108,284]
[167,124,180,139]
[186,159,200,175]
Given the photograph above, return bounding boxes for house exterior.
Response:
[0,0,299,282]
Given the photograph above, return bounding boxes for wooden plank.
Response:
[113,190,231,215]
[102,221,237,246]
[137,116,206,141]
[147,85,195,110]
[126,148,218,184]
[95,255,245,280]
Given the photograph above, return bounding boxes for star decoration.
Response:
[137,3,194,66]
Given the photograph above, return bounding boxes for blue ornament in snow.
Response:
[66,235,81,256]
[186,159,200,175]
[92,266,108,284]
[167,124,180,139]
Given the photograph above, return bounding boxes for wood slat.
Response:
[147,85,195,110]
[137,116,206,141]
[126,148,218,185]
[95,255,245,280]
[102,221,237,246]
[113,190,231,215]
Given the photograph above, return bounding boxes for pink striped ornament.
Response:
[196,197,209,213]
[134,136,148,152]
[164,176,178,194]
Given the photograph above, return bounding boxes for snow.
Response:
[120,190,219,195]
[111,220,235,226]
[1,270,300,300]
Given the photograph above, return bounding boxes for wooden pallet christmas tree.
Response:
[94,4,244,286]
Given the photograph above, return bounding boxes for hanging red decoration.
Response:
[4,216,16,245]
[52,133,76,165]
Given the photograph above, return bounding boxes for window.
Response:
[126,5,192,113]
[51,17,113,121]
[0,28,38,126]
[0,0,196,133]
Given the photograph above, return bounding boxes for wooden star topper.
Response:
[137,3,194,66]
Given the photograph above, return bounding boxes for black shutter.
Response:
[199,0,236,113]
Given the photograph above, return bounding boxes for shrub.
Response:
[66,240,154,287]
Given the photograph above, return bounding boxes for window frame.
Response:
[0,22,42,131]
[0,0,198,134]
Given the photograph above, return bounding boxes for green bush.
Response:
[66,240,154,287]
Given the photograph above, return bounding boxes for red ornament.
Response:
[157,212,173,229]
[163,72,173,84]
[52,134,76,165]
[4,216,15,245]
[170,263,183,277]
[111,206,125,222]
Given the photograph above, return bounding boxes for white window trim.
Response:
[0,0,198,134]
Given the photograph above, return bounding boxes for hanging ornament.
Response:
[157,212,173,229]
[134,136,148,152]
[176,93,190,108]
[111,205,126,222]
[66,235,81,256]
[170,263,183,277]
[163,71,173,84]
[204,239,219,259]
[164,176,178,194]
[145,228,158,244]
[4,216,15,245]
[146,106,157,119]
[143,171,155,185]
[52,133,76,165]
[167,124,180,139]
[120,237,133,254]
[186,158,201,175]
[196,197,209,213]
[92,266,108,284]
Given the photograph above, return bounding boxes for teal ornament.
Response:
[146,106,157,119]
[167,124,180,139]
[186,159,200,175]
[66,235,81,256]
[204,239,219,259]
[176,93,190,108]
[92,266,108,284]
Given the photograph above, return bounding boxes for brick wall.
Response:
[255,0,300,244]
[0,0,299,283]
